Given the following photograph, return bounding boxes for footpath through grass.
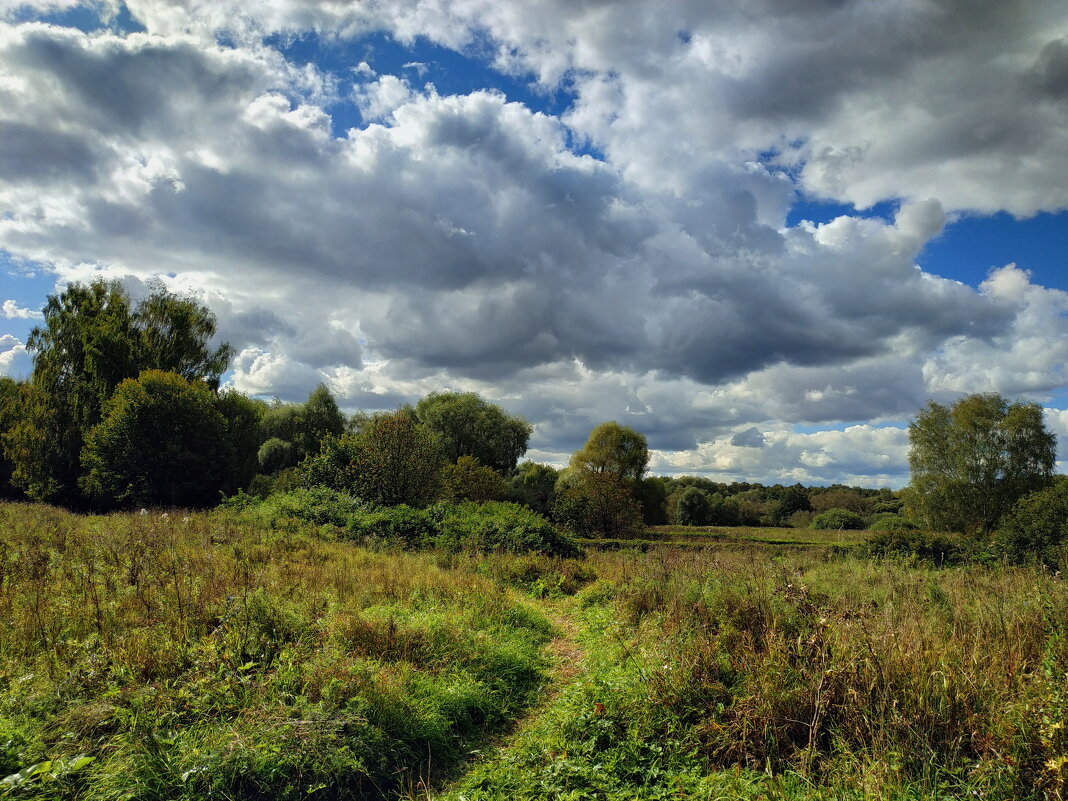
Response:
[438,547,1068,800]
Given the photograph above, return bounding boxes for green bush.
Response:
[995,479,1068,567]
[864,529,974,565]
[345,504,433,548]
[431,502,581,558]
[810,507,865,530]
[868,515,920,532]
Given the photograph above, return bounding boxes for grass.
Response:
[0,503,553,799]
[440,547,1068,800]
[4,502,1067,800]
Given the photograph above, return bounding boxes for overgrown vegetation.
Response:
[0,504,554,799]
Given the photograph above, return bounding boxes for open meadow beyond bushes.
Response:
[3,503,1068,800]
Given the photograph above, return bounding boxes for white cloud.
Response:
[0,3,1066,485]
[0,334,30,378]
[1,299,40,319]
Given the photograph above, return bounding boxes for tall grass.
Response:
[448,547,1068,800]
[0,503,552,800]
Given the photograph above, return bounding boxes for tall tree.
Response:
[569,421,649,482]
[415,392,532,474]
[80,370,228,508]
[7,279,231,505]
[908,393,1055,534]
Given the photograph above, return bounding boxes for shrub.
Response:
[810,507,865,530]
[863,528,974,565]
[257,437,297,474]
[994,479,1068,567]
[431,502,581,557]
[868,515,920,532]
[345,504,433,548]
[440,456,510,503]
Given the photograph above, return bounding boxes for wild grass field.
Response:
[2,502,1067,800]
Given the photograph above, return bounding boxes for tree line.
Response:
[1,280,1066,563]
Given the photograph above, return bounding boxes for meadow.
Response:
[2,502,1067,800]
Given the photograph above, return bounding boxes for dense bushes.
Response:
[994,480,1068,567]
[810,507,865,530]
[227,489,580,557]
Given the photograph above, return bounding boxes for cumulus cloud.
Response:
[1,299,40,319]
[0,334,30,378]
[0,2,1066,485]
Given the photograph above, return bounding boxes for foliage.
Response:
[810,488,873,515]
[440,455,510,503]
[908,393,1056,535]
[508,460,559,516]
[553,471,644,539]
[672,486,711,525]
[302,410,445,507]
[430,502,582,557]
[867,515,920,532]
[215,389,267,493]
[415,391,532,473]
[80,370,228,508]
[810,507,866,530]
[569,421,649,482]
[0,377,22,498]
[863,528,975,565]
[258,437,298,475]
[258,384,346,470]
[5,280,231,506]
[994,478,1068,567]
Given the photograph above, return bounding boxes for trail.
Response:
[422,597,589,800]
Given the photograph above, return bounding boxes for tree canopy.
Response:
[907,392,1055,535]
[569,421,649,482]
[414,391,532,474]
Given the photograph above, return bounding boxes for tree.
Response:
[672,486,711,526]
[569,421,649,482]
[908,393,1056,535]
[415,392,532,474]
[216,390,268,493]
[80,370,228,508]
[440,456,510,503]
[300,383,345,453]
[508,461,560,516]
[303,410,445,506]
[258,384,346,467]
[995,478,1068,566]
[552,470,644,539]
[9,280,231,505]
[0,377,24,498]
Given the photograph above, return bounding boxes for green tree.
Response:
[415,391,532,474]
[8,280,231,505]
[440,456,510,503]
[552,470,644,539]
[216,390,267,492]
[672,486,711,526]
[0,377,24,498]
[300,383,346,453]
[508,461,560,516]
[569,421,649,482]
[908,393,1056,535]
[995,478,1068,567]
[80,370,228,508]
[303,410,445,506]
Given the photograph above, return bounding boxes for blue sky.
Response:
[2,0,1067,486]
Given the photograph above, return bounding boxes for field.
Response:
[2,503,1067,800]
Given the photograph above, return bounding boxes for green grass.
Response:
[0,503,553,799]
[5,502,1067,800]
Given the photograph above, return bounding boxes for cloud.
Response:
[0,334,30,378]
[1,4,1067,485]
[1,299,40,319]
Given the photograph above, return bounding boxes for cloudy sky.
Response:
[2,0,1068,487]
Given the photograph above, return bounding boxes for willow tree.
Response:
[907,393,1055,535]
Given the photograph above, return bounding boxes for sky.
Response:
[1,0,1067,487]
